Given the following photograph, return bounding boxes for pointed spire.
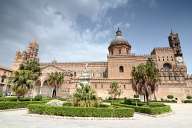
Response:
[116,27,122,36]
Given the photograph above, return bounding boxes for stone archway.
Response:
[163,63,172,71]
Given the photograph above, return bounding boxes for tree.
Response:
[109,81,121,99]
[131,58,160,104]
[73,83,98,107]
[47,72,64,98]
[11,70,34,100]
[20,59,41,80]
[10,59,41,100]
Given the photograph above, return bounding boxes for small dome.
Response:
[108,28,131,49]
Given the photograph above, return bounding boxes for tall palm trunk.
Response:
[154,92,157,101]
[144,83,149,104]
[52,85,57,98]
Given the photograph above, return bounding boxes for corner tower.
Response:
[168,31,183,57]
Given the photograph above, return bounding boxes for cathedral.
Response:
[9,29,192,100]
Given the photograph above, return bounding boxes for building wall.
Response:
[152,47,176,70]
[107,55,147,79]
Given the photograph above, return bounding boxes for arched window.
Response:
[119,66,124,72]
[163,63,172,71]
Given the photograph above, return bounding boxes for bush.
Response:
[133,95,139,98]
[148,102,165,107]
[0,101,46,110]
[124,98,143,106]
[160,98,177,103]
[0,96,33,101]
[33,95,43,101]
[28,104,134,117]
[167,95,174,99]
[108,97,112,100]
[112,103,171,115]
[186,96,192,99]
[182,100,192,103]
[0,96,17,101]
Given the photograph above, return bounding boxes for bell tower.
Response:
[168,31,183,57]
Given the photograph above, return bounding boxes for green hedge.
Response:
[167,95,174,99]
[28,104,134,117]
[0,97,32,101]
[182,100,192,103]
[186,96,192,99]
[0,101,46,110]
[0,96,45,102]
[112,103,171,115]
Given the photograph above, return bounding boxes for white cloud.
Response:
[30,0,129,63]
[0,0,130,66]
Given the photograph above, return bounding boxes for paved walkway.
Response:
[0,103,192,128]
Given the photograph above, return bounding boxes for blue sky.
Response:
[0,0,191,73]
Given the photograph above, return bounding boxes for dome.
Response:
[108,28,131,49]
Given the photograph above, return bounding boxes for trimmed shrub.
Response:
[112,103,171,115]
[148,102,165,107]
[133,95,139,98]
[28,104,134,117]
[182,100,192,103]
[160,98,177,103]
[124,98,143,106]
[0,101,46,110]
[0,96,17,101]
[0,96,32,101]
[186,96,192,99]
[167,95,174,99]
[33,95,43,101]
[149,105,171,114]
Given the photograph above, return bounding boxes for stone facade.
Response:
[0,66,12,95]
[11,29,192,100]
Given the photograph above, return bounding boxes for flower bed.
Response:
[0,101,47,110]
[112,103,171,115]
[28,104,134,118]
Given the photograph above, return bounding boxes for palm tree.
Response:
[109,81,121,99]
[73,83,97,107]
[47,72,64,98]
[131,58,160,104]
[10,70,34,100]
